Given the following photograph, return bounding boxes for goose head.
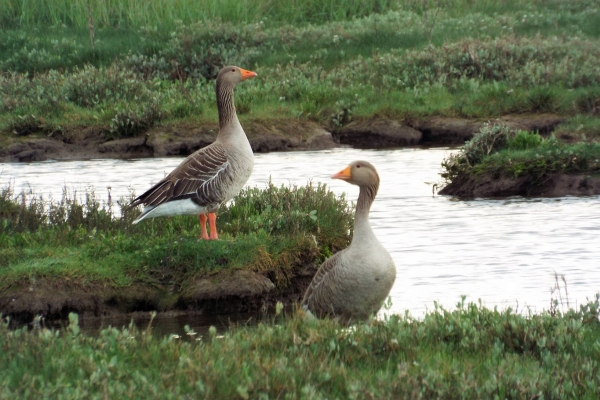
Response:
[217,66,257,86]
[332,160,379,188]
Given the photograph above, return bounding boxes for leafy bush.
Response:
[62,64,153,108]
[394,35,600,90]
[0,37,85,72]
[463,123,515,165]
[0,71,64,114]
[220,180,352,250]
[108,100,163,138]
[124,21,263,81]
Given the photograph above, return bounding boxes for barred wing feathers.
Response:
[130,144,232,209]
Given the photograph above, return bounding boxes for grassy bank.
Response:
[2,297,600,398]
[440,124,600,193]
[0,181,351,306]
[1,0,600,141]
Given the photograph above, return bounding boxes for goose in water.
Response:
[128,66,257,239]
[302,161,396,321]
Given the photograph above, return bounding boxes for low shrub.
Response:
[62,64,153,108]
[124,21,263,81]
[0,71,64,114]
[108,100,163,138]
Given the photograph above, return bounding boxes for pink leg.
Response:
[208,212,219,240]
[199,214,209,240]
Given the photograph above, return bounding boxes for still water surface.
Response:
[2,148,599,333]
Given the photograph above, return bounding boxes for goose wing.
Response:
[302,251,346,316]
[129,144,231,208]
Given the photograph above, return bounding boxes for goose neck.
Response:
[351,184,377,244]
[216,80,237,130]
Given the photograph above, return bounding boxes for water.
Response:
[2,147,600,332]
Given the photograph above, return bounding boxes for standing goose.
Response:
[302,161,396,321]
[128,66,257,240]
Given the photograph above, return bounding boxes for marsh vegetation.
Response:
[0,181,352,317]
[1,0,600,141]
[2,296,599,398]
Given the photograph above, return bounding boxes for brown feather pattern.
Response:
[128,66,254,223]
[216,79,235,130]
[129,143,233,211]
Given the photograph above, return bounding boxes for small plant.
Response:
[507,130,543,151]
[574,87,600,116]
[463,123,515,165]
[524,86,558,113]
[108,101,163,138]
[62,64,153,108]
[123,21,262,81]
[7,113,43,136]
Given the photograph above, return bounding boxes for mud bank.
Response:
[0,114,564,162]
[439,172,600,197]
[0,264,319,325]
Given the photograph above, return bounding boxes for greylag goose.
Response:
[128,66,257,240]
[302,161,396,321]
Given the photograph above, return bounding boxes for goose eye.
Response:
[231,68,236,72]
[356,164,361,168]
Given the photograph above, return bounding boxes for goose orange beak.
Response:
[332,166,352,180]
[240,68,257,80]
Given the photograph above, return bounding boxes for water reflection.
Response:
[2,148,600,332]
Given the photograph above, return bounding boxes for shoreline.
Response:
[1,263,318,325]
[0,114,564,162]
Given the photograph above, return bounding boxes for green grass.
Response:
[1,297,599,398]
[441,123,600,184]
[0,181,352,291]
[2,1,600,138]
[6,0,581,29]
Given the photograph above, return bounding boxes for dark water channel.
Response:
[3,147,600,335]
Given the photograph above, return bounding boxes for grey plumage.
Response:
[302,161,396,321]
[128,66,256,228]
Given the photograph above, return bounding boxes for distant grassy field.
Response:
[1,0,600,139]
[1,297,599,398]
